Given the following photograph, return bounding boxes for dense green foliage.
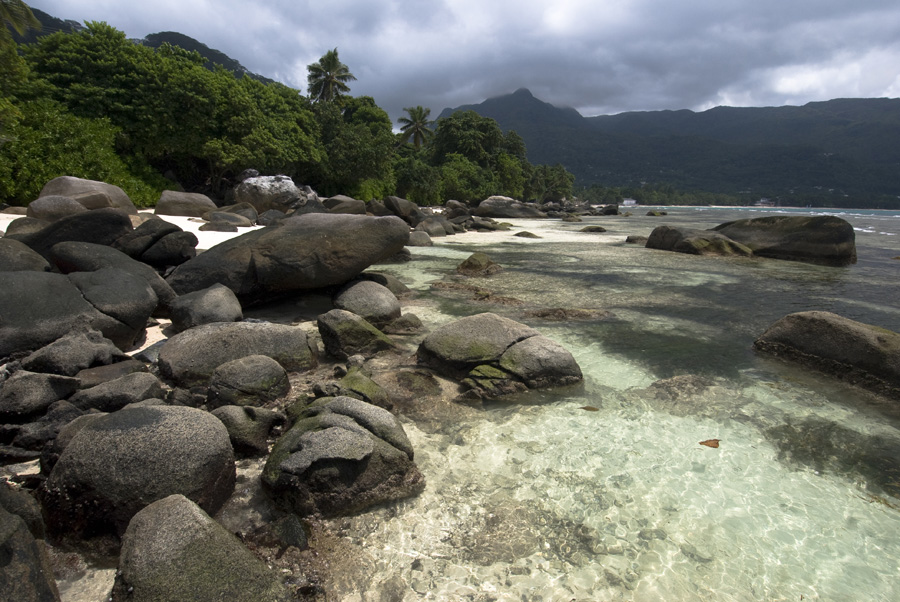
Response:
[1,20,571,207]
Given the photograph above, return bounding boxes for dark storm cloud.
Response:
[27,0,900,123]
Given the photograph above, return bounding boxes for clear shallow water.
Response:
[331,208,900,601]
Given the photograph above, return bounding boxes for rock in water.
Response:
[262,397,424,517]
[646,225,753,257]
[166,213,410,304]
[417,312,583,398]
[754,311,900,396]
[474,196,546,218]
[712,215,856,266]
[111,494,292,602]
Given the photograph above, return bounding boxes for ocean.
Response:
[324,207,900,601]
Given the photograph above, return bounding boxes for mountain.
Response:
[11,10,274,85]
[139,32,275,85]
[440,91,900,204]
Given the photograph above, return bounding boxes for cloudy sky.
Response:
[27,0,900,124]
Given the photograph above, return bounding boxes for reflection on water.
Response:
[326,208,900,600]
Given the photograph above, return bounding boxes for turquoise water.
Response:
[329,208,900,601]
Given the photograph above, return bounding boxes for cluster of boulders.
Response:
[644,215,858,266]
[1,175,588,600]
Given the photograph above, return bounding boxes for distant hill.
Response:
[440,90,900,204]
[12,10,274,85]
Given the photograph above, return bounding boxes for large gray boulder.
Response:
[262,396,424,517]
[417,313,582,398]
[211,405,286,456]
[754,311,900,396]
[25,195,88,222]
[6,207,134,259]
[0,238,51,272]
[38,176,138,215]
[49,240,177,313]
[474,196,546,218]
[646,225,753,257]
[0,506,60,602]
[158,322,317,387]
[165,213,410,304]
[712,215,857,266]
[233,175,307,214]
[168,283,243,333]
[112,217,183,258]
[154,190,217,217]
[0,271,154,357]
[111,494,291,602]
[40,405,235,540]
[383,195,427,226]
[333,280,401,327]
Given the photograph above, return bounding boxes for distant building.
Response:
[622,199,638,206]
[753,198,775,207]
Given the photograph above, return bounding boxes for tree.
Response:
[397,105,434,148]
[0,0,39,49]
[306,48,356,103]
[431,110,503,167]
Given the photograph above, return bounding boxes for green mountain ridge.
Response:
[440,90,900,205]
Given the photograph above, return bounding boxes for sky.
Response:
[26,0,900,125]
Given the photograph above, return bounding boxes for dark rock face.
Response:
[0,238,51,272]
[262,396,424,517]
[384,195,427,226]
[166,213,410,305]
[646,225,753,257]
[317,309,396,360]
[158,322,317,387]
[0,506,61,601]
[21,330,128,376]
[112,217,183,259]
[68,372,166,412]
[49,240,177,313]
[208,202,259,223]
[333,280,401,327]
[474,196,546,218]
[154,190,218,217]
[168,283,243,333]
[0,371,80,423]
[712,215,857,266]
[417,313,583,398]
[66,268,158,343]
[7,208,134,259]
[754,311,900,396]
[407,231,433,246]
[39,176,137,215]
[324,195,366,214]
[26,195,89,221]
[41,405,235,540]
[139,231,198,268]
[206,355,290,409]
[0,271,153,357]
[111,494,292,602]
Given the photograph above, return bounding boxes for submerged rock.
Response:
[754,311,900,396]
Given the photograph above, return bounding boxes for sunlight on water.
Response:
[339,209,900,600]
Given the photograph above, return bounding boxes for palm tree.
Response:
[397,106,434,148]
[1,0,40,47]
[306,48,356,103]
